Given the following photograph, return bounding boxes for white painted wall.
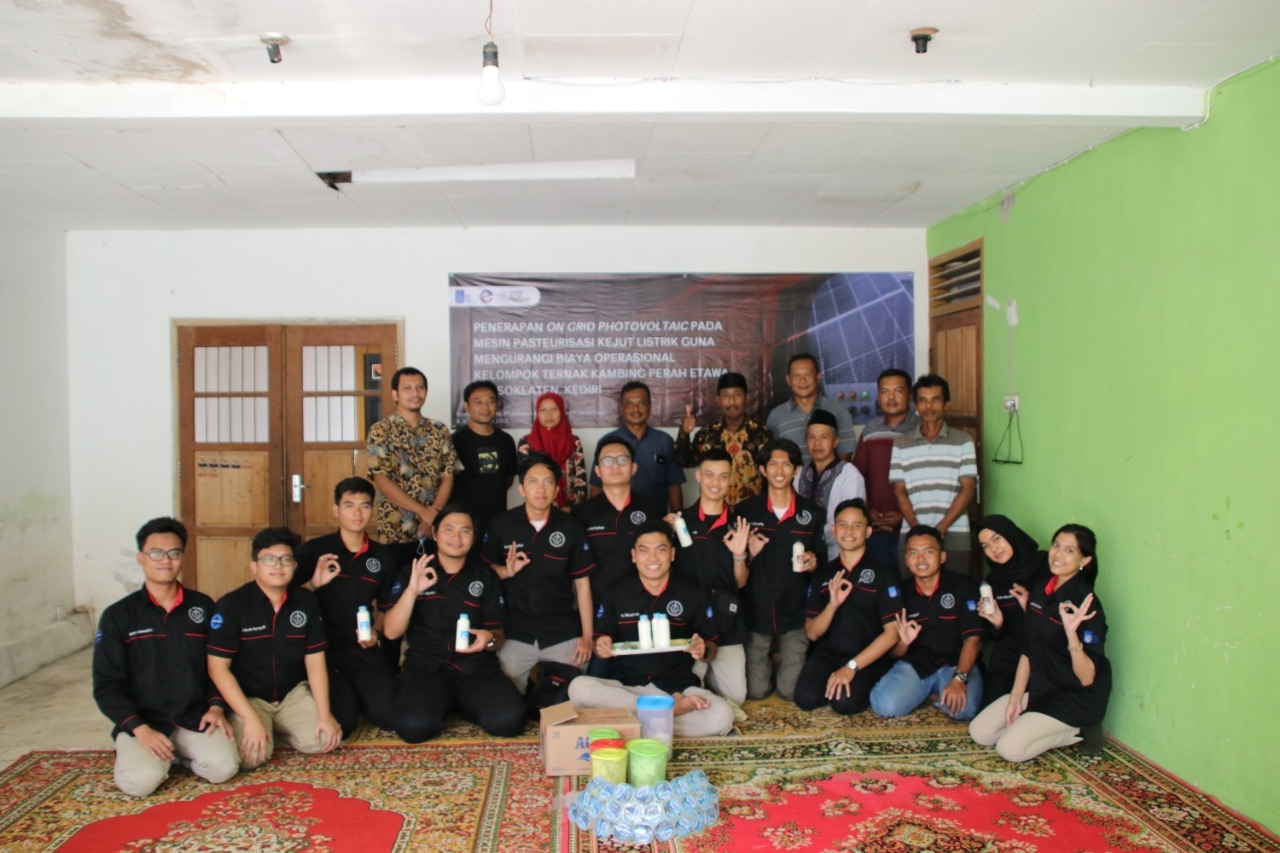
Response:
[65,226,928,614]
[0,216,89,687]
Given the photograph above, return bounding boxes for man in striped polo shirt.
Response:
[888,375,977,579]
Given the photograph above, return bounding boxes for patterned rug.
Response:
[2,701,1276,852]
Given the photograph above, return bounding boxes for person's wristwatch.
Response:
[953,671,969,684]
[846,658,859,672]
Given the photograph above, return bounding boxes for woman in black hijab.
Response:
[974,515,1046,705]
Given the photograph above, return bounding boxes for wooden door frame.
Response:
[174,320,403,593]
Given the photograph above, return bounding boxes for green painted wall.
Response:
[928,59,1280,832]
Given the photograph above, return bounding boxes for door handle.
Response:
[291,474,307,503]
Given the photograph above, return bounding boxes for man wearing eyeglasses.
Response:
[572,436,664,676]
[93,517,239,796]
[207,527,342,769]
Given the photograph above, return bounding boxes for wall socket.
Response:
[1003,394,1020,412]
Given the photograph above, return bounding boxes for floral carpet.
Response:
[1,699,1275,852]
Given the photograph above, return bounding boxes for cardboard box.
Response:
[540,702,642,777]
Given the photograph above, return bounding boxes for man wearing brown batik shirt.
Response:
[674,372,771,505]
[366,367,458,568]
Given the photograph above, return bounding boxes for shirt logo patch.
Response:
[549,531,567,548]
[706,605,714,618]
[966,600,977,611]
[366,558,382,574]
[630,511,647,525]
[940,593,956,610]
[468,580,485,596]
[210,614,224,630]
[887,586,900,598]
[666,600,684,618]
[596,604,605,618]
[1082,630,1099,645]
[796,510,812,526]
[289,610,308,628]
[188,606,205,624]
[95,629,103,645]
[858,569,874,584]
[391,581,404,597]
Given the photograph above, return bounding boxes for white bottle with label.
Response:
[979,583,996,616]
[792,541,806,572]
[637,614,654,649]
[673,515,693,548]
[455,613,471,650]
[651,612,671,648]
[356,605,373,644]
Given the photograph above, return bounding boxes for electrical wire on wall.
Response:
[992,405,1023,464]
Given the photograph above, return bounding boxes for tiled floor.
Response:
[0,647,106,769]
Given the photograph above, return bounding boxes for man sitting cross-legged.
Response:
[568,519,734,737]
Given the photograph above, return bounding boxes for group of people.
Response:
[93,359,1110,797]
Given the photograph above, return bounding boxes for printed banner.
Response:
[449,273,913,429]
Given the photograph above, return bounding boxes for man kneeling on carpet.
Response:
[93,517,239,796]
[869,524,984,722]
[568,519,735,737]
[382,503,526,742]
[207,527,342,769]
[794,499,902,715]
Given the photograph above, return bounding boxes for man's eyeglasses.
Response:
[143,549,184,561]
[598,455,632,468]
[256,554,298,568]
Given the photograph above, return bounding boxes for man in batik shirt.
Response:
[674,372,772,506]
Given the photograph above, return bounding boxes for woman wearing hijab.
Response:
[970,523,1111,762]
[974,514,1046,705]
[517,392,588,509]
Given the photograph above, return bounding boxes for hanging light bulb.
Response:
[479,40,505,106]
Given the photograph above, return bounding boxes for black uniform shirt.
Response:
[389,552,505,674]
[572,491,665,598]
[898,571,983,677]
[292,531,397,660]
[670,504,746,646]
[208,581,327,703]
[736,490,828,635]
[93,585,224,738]
[451,426,518,533]
[983,566,1045,677]
[805,554,902,659]
[482,506,595,646]
[1023,575,1111,726]
[594,574,719,694]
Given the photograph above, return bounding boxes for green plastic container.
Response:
[590,747,628,783]
[626,738,668,787]
[587,727,623,744]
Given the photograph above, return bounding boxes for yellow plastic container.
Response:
[587,727,623,743]
[589,747,628,783]
[626,738,668,787]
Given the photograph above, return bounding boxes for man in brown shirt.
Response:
[674,371,771,505]
[366,367,458,568]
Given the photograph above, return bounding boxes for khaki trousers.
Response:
[113,726,239,798]
[229,681,327,769]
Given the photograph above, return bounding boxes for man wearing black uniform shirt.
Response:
[574,436,664,680]
[483,452,596,693]
[383,504,525,741]
[737,438,826,702]
[93,517,238,797]
[869,524,984,721]
[568,520,734,737]
[451,380,517,535]
[291,477,398,735]
[669,448,751,705]
[795,499,902,715]
[207,527,342,769]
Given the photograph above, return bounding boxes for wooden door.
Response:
[178,326,285,600]
[284,325,398,543]
[178,323,398,599]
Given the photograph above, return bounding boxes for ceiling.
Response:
[0,0,1276,231]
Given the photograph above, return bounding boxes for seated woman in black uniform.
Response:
[974,515,1045,705]
[969,524,1111,762]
